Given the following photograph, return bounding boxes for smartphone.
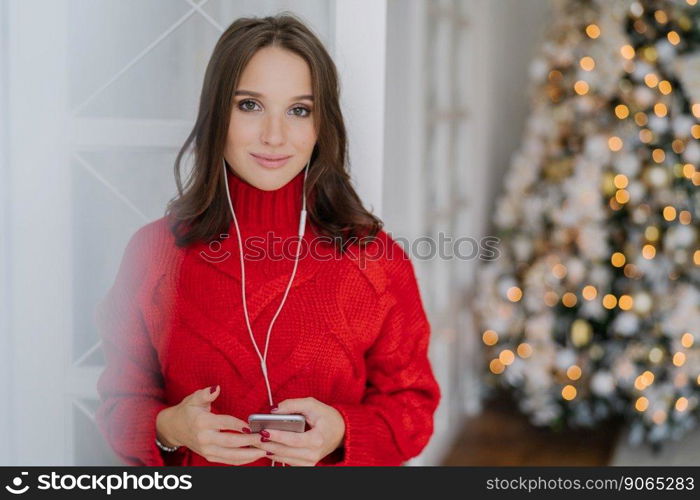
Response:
[248,413,306,433]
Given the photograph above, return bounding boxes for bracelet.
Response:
[155,436,181,453]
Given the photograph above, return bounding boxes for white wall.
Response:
[383,0,551,253]
[455,0,551,419]
[0,0,15,467]
[334,0,387,216]
[473,0,552,237]
[382,0,551,465]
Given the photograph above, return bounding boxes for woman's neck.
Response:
[225,167,305,234]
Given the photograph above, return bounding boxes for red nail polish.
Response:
[209,385,217,394]
[242,427,251,434]
[266,451,273,456]
[270,405,278,412]
[261,437,270,442]
[260,430,270,438]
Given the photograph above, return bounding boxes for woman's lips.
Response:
[250,153,292,169]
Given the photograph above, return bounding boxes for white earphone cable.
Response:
[222,158,309,467]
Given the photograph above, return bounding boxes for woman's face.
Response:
[224,45,317,191]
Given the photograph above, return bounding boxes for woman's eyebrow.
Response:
[235,89,314,102]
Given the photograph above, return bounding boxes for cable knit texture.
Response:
[95,168,441,466]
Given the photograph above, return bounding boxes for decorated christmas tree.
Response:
[475,0,700,451]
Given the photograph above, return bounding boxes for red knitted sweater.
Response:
[95,168,441,466]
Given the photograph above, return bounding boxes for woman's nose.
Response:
[260,115,286,146]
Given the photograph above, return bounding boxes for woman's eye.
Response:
[291,106,311,118]
[237,100,310,117]
[239,100,259,112]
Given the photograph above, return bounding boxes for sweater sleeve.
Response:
[321,247,441,466]
[94,223,187,467]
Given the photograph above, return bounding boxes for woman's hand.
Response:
[156,385,267,465]
[252,397,346,466]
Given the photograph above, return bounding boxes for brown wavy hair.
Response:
[166,12,383,251]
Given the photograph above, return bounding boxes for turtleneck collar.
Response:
[225,166,305,234]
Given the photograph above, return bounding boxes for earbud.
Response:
[298,209,307,238]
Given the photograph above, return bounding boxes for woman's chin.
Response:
[246,166,297,191]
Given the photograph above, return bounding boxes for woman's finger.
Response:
[267,453,315,467]
[274,397,321,426]
[205,412,250,432]
[263,428,318,448]
[211,430,263,449]
[204,445,268,465]
[255,439,317,463]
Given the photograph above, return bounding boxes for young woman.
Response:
[95,13,440,467]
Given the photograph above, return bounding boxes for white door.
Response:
[5,0,386,465]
